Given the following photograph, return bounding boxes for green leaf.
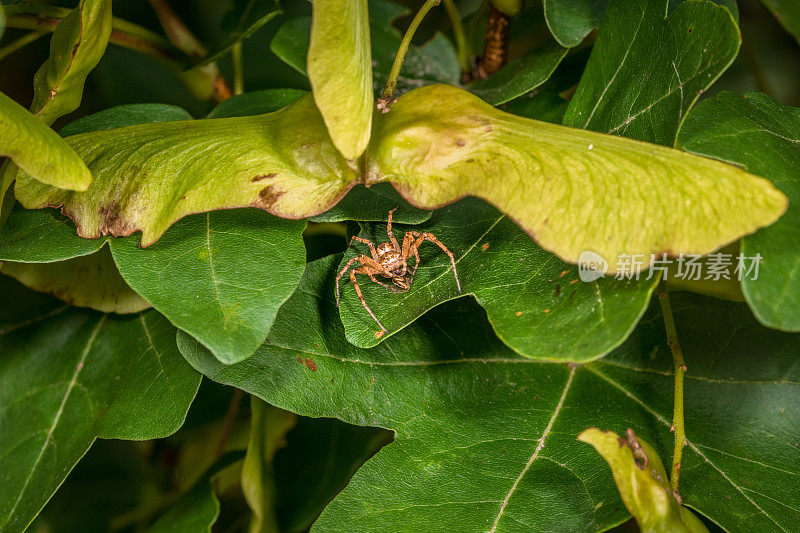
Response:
[203,0,282,64]
[466,38,568,105]
[308,183,432,224]
[148,452,245,533]
[206,89,307,118]
[337,199,657,361]
[109,210,306,365]
[367,84,788,272]
[30,0,112,126]
[307,0,372,160]
[179,256,800,532]
[579,428,708,533]
[271,1,459,95]
[15,94,354,246]
[760,0,800,44]
[242,399,296,533]
[0,91,91,190]
[543,0,609,47]
[59,103,193,136]
[0,277,201,531]
[491,0,522,16]
[1,245,149,313]
[563,0,740,146]
[679,91,800,332]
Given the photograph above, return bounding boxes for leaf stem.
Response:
[0,31,47,61]
[442,0,470,76]
[657,277,686,494]
[232,41,244,96]
[215,387,245,459]
[381,0,441,102]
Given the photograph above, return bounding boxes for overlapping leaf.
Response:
[337,200,656,361]
[180,256,800,532]
[563,0,740,146]
[14,94,354,246]
[308,0,372,160]
[679,91,800,331]
[271,0,459,94]
[0,277,201,532]
[0,91,91,190]
[367,84,787,272]
[543,0,609,47]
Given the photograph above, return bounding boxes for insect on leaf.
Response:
[307,0,373,160]
[179,257,800,532]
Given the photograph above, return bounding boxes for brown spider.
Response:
[335,209,461,333]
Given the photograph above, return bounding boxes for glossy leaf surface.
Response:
[0,277,201,531]
[563,0,740,146]
[180,256,800,532]
[679,91,800,332]
[307,0,372,160]
[337,200,656,362]
[109,210,307,364]
[543,0,608,47]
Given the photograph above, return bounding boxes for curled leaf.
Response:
[15,95,354,246]
[0,91,91,191]
[367,84,787,272]
[578,428,709,533]
[307,0,372,160]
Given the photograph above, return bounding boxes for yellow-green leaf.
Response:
[0,91,91,191]
[15,95,355,246]
[1,244,149,314]
[307,0,372,160]
[30,0,112,126]
[366,84,787,272]
[578,428,708,533]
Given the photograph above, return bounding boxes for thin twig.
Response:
[380,0,441,102]
[232,41,244,96]
[658,276,687,495]
[215,388,245,459]
[442,0,470,77]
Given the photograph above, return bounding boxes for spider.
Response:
[335,209,461,334]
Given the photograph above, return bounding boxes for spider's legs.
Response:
[335,256,361,307]
[350,236,380,261]
[413,233,461,292]
[402,231,422,282]
[386,208,400,250]
[350,267,388,331]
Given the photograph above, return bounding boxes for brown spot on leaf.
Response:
[481,242,490,251]
[251,173,278,183]
[624,428,649,470]
[456,139,466,147]
[375,330,386,338]
[303,358,317,371]
[253,185,284,209]
[99,203,134,237]
[553,285,561,298]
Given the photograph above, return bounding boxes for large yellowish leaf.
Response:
[15,85,787,272]
[0,91,91,191]
[579,428,708,533]
[307,0,372,160]
[15,95,355,246]
[366,85,788,272]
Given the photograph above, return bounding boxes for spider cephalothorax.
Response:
[335,209,461,334]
